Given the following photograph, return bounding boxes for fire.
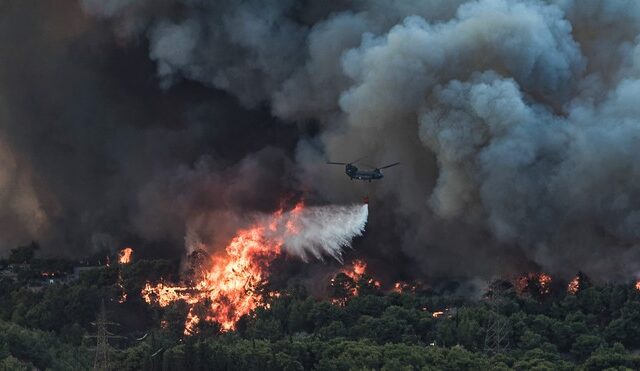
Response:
[184,310,200,335]
[635,280,640,291]
[392,281,418,293]
[538,273,552,294]
[141,283,194,307]
[116,272,127,303]
[284,201,304,234]
[115,247,133,302]
[566,272,591,295]
[142,203,305,334]
[432,311,444,318]
[516,272,553,297]
[567,276,580,295]
[343,259,367,281]
[330,259,380,305]
[119,247,133,264]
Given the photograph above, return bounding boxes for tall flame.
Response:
[142,202,368,334]
[118,247,133,264]
[143,223,282,332]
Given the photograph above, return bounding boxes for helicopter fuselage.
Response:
[328,160,399,181]
[346,164,383,181]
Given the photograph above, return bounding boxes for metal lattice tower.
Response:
[86,300,122,371]
[483,281,511,354]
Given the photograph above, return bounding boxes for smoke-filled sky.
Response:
[3,0,640,282]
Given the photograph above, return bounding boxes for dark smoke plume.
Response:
[3,0,640,282]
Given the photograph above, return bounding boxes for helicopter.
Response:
[327,158,400,182]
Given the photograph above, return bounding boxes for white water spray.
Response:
[270,203,369,262]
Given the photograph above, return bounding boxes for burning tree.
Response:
[515,272,553,299]
[329,260,381,306]
[567,271,591,295]
[142,202,369,334]
[142,223,282,333]
[118,248,133,264]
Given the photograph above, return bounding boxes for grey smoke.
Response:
[3,0,640,282]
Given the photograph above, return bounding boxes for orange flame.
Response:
[567,276,580,295]
[538,273,552,294]
[635,280,640,291]
[344,259,367,281]
[116,271,127,303]
[142,203,305,334]
[118,247,133,264]
[516,272,553,297]
[392,281,418,293]
[330,259,381,305]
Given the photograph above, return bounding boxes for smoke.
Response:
[0,137,48,247]
[3,0,640,282]
[185,203,368,263]
[278,204,369,262]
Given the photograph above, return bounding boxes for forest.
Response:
[1,244,640,370]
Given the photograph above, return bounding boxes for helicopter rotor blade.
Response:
[327,161,348,165]
[349,156,367,165]
[377,162,401,170]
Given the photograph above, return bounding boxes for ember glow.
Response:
[516,272,553,297]
[341,259,381,291]
[116,271,127,304]
[142,202,368,334]
[392,281,418,294]
[118,247,133,264]
[330,259,381,305]
[538,273,552,294]
[567,276,579,295]
[635,280,640,292]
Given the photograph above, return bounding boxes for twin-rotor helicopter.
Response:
[327,157,400,182]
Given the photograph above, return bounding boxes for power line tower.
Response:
[86,300,123,371]
[483,280,512,354]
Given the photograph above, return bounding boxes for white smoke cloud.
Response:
[277,204,369,262]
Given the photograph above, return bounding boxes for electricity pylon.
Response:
[85,300,123,371]
[483,280,511,354]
